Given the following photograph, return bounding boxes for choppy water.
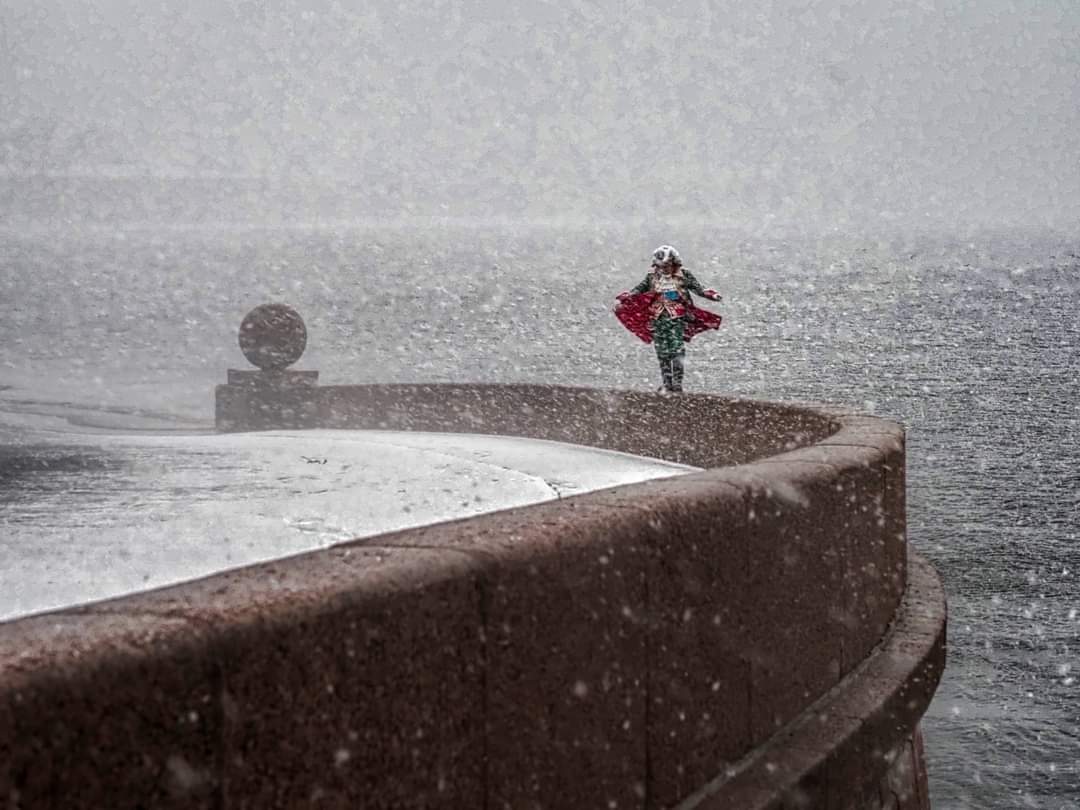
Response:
[2,223,1078,808]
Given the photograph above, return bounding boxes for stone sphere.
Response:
[238,304,307,370]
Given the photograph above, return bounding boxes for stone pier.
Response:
[0,305,946,809]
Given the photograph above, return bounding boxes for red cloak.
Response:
[614,292,722,344]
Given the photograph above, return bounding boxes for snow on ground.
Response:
[0,429,695,622]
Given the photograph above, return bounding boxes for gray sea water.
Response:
[2,224,1078,808]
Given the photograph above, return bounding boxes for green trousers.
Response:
[652,314,686,360]
[652,315,687,392]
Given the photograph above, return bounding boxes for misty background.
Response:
[2,0,1078,232]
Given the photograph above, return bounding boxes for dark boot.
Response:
[658,357,675,392]
[671,354,685,392]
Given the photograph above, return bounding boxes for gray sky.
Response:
[2,0,1078,229]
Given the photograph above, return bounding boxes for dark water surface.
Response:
[2,225,1079,808]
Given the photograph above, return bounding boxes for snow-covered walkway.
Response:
[1,430,694,621]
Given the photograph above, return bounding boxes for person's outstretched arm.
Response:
[618,276,653,299]
[682,269,722,301]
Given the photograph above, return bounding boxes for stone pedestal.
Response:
[215,370,320,432]
[226,369,319,387]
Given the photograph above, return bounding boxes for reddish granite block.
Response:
[694,737,827,810]
[588,474,756,806]
[630,459,861,802]
[761,418,909,649]
[216,381,319,431]
[837,463,896,673]
[694,692,936,809]
[649,613,753,805]
[822,726,916,810]
[65,544,487,810]
[760,443,899,675]
[879,435,908,633]
[884,736,920,809]
[591,472,747,611]
[824,729,902,810]
[478,514,649,810]
[722,465,846,741]
[350,497,652,810]
[806,673,941,809]
[893,558,948,644]
[774,566,944,809]
[647,479,759,801]
[908,728,931,810]
[205,547,486,810]
[1,694,14,806]
[0,613,220,809]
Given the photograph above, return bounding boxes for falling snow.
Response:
[1,1,1078,807]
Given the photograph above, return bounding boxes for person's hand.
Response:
[703,289,722,301]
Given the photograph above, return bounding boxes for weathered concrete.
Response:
[1,383,946,809]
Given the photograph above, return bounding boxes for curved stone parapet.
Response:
[1,384,946,809]
[677,553,945,809]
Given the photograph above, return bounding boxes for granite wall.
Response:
[1,384,946,809]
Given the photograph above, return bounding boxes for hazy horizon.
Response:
[2,0,1078,231]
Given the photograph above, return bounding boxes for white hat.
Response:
[651,245,681,266]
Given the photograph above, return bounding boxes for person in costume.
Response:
[615,245,722,393]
